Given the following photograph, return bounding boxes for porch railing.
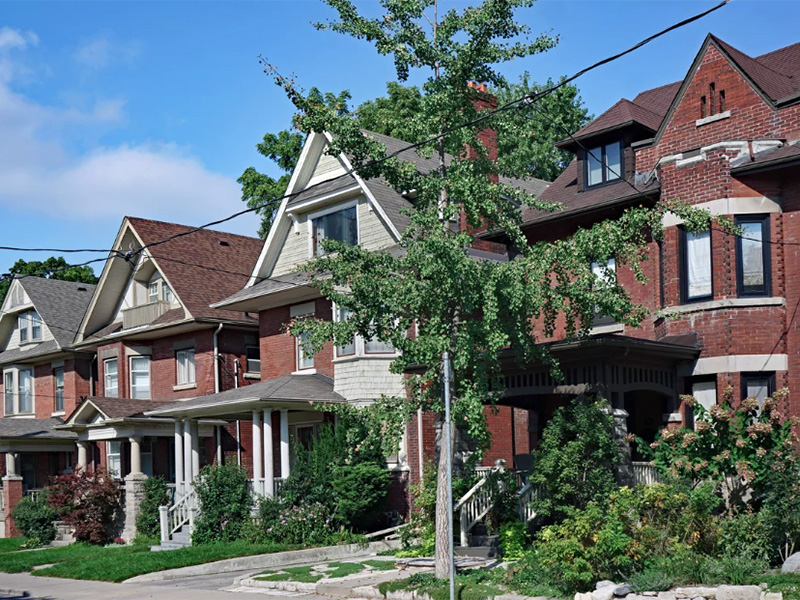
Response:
[516,482,540,523]
[159,487,198,543]
[25,489,44,503]
[631,461,663,485]
[122,300,170,330]
[247,478,286,499]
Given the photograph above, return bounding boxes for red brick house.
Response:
[0,276,95,536]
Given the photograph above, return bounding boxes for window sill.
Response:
[657,296,785,318]
[18,340,42,346]
[5,413,35,419]
[173,383,197,391]
[696,110,731,127]
[590,322,624,335]
[333,353,400,364]
[51,411,65,417]
[243,373,261,380]
[292,369,317,375]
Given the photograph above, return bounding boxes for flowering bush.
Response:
[47,468,122,544]
[265,501,341,545]
[192,463,252,544]
[644,387,798,513]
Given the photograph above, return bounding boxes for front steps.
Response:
[151,524,192,551]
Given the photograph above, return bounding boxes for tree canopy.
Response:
[0,257,98,305]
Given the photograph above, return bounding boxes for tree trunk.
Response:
[435,417,453,579]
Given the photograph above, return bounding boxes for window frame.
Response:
[176,348,196,386]
[308,200,359,258]
[4,371,14,415]
[107,441,122,478]
[104,358,119,398]
[53,367,65,413]
[3,368,34,415]
[680,227,714,304]
[148,281,159,304]
[735,214,771,298]
[334,307,356,358]
[129,356,151,399]
[584,141,624,189]
[245,346,261,374]
[741,372,776,405]
[161,283,172,303]
[590,256,617,327]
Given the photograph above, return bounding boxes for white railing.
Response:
[631,461,663,485]
[516,482,540,523]
[248,477,287,499]
[455,471,498,547]
[159,487,197,543]
[25,488,44,503]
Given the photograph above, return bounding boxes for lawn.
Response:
[754,572,800,600]
[32,541,296,583]
[0,543,144,574]
[0,538,26,553]
[379,573,504,600]
[255,559,398,585]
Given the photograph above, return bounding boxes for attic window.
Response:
[585,142,623,188]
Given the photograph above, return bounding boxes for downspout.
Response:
[234,360,241,389]
[417,407,424,484]
[236,420,242,466]
[213,323,223,393]
[89,353,97,396]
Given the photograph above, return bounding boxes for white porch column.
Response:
[191,421,200,479]
[174,421,184,496]
[280,409,290,478]
[183,420,193,486]
[252,411,263,496]
[129,436,143,475]
[216,426,223,465]
[5,452,17,477]
[76,442,89,471]
[263,409,274,497]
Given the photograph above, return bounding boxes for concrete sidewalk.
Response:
[0,572,255,599]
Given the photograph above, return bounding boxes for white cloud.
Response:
[0,27,38,52]
[0,29,253,235]
[73,36,141,70]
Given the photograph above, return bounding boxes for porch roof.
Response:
[0,417,77,442]
[541,333,700,362]
[143,373,345,419]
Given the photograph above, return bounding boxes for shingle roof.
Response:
[0,340,62,365]
[212,272,315,308]
[713,35,799,103]
[0,417,76,441]
[144,373,344,416]
[18,277,96,348]
[567,99,665,142]
[127,218,264,324]
[82,397,175,420]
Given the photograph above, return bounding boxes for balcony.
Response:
[122,300,170,330]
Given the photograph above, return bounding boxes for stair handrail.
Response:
[454,475,490,512]
[515,481,539,523]
[455,466,505,546]
[159,487,198,543]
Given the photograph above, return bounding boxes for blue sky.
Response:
[0,0,797,277]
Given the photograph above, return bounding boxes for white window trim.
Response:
[53,367,65,414]
[176,348,196,386]
[107,441,122,478]
[104,358,119,398]
[17,310,42,344]
[2,366,35,416]
[290,302,316,372]
[129,355,151,399]
[331,301,401,361]
[306,199,360,259]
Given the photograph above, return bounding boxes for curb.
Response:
[123,539,400,583]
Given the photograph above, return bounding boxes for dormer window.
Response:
[585,142,622,187]
[17,311,42,343]
[148,282,159,303]
[311,203,358,257]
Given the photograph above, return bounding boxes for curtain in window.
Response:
[105,359,118,398]
[745,377,770,405]
[687,230,712,298]
[4,371,14,414]
[177,350,195,385]
[692,380,717,412]
[130,357,151,399]
[740,221,765,290]
[54,368,64,412]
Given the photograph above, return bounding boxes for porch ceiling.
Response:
[143,373,345,419]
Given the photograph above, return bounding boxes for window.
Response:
[130,356,151,399]
[680,228,712,302]
[141,438,153,477]
[148,282,159,304]
[104,358,118,398]
[690,378,717,428]
[107,441,121,478]
[585,142,622,187]
[162,283,172,303]
[18,369,32,413]
[4,371,14,415]
[176,349,195,386]
[245,346,261,374]
[709,82,716,115]
[591,257,617,326]
[291,303,315,371]
[741,372,775,409]
[735,215,770,297]
[312,205,358,256]
[365,333,395,354]
[335,307,355,357]
[54,367,64,413]
[17,310,42,343]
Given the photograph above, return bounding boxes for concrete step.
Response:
[150,540,192,552]
[468,534,499,547]
[455,545,497,559]
[171,533,191,544]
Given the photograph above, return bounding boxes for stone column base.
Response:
[2,476,24,538]
[122,473,148,543]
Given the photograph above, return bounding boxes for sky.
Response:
[0,0,798,277]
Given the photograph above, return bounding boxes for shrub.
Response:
[717,510,771,562]
[330,462,390,525]
[265,501,340,545]
[47,468,122,544]
[499,521,530,561]
[630,568,674,593]
[135,476,170,540]
[529,396,620,522]
[192,463,252,545]
[11,494,56,545]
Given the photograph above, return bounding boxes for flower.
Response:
[736,438,747,448]
[756,447,767,458]
[695,420,711,432]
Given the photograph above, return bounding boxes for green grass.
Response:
[379,574,503,600]
[0,538,26,553]
[361,559,397,571]
[754,572,800,600]
[284,566,316,576]
[0,543,143,574]
[32,541,296,583]
[256,571,323,583]
[326,561,367,578]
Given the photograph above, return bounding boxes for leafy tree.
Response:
[266,0,717,578]
[0,257,98,305]
[238,88,352,239]
[357,81,425,143]
[494,73,591,181]
[47,468,122,544]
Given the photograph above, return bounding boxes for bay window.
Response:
[311,204,358,256]
[335,307,356,357]
[680,228,712,303]
[130,356,151,399]
[4,371,14,415]
[735,215,770,297]
[585,142,622,187]
[291,303,316,371]
[3,368,33,415]
[104,358,118,398]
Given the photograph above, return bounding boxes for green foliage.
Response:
[264,501,346,545]
[330,462,391,524]
[136,476,170,540]
[645,387,799,514]
[0,257,98,304]
[192,463,252,544]
[357,82,424,143]
[11,494,56,545]
[717,510,772,562]
[499,521,530,561]
[529,397,620,521]
[47,469,122,545]
[629,569,674,593]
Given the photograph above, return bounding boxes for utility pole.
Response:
[443,351,455,600]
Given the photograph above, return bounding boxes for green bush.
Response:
[135,476,170,540]
[264,501,352,545]
[192,463,252,545]
[717,510,771,562]
[630,568,674,592]
[499,521,530,561]
[529,396,620,522]
[11,494,56,545]
[330,462,390,525]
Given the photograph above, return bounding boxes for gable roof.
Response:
[63,396,175,426]
[564,98,666,144]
